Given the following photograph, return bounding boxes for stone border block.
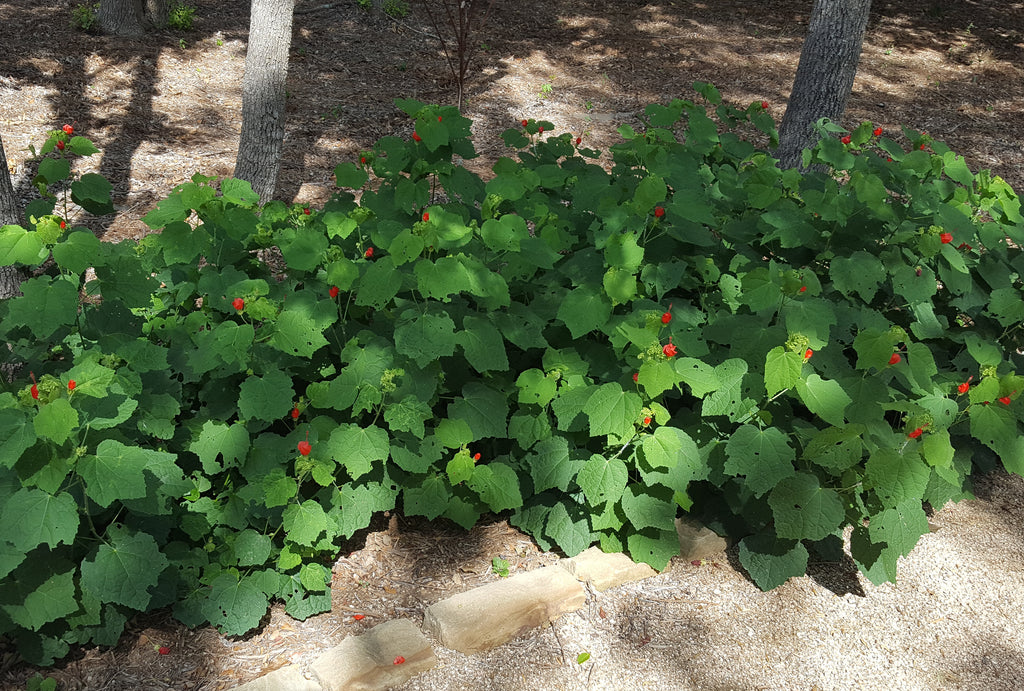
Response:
[675,516,729,561]
[560,546,658,591]
[311,618,435,691]
[227,664,322,691]
[423,564,585,653]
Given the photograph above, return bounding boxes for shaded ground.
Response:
[1,0,1024,688]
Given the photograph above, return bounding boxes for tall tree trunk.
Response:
[776,0,872,169]
[0,133,24,300]
[233,0,296,202]
[98,0,147,36]
[144,0,170,29]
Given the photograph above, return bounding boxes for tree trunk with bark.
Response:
[233,0,296,202]
[145,0,169,29]
[98,0,148,36]
[0,133,24,301]
[776,0,872,169]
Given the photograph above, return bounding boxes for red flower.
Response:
[919,143,926,150]
[59,220,66,229]
[291,406,300,420]
[63,124,74,135]
[889,353,901,365]
[438,115,443,121]
[412,132,421,142]
[56,140,65,150]
[360,156,367,164]
[939,232,953,244]
[364,247,374,259]
[957,242,972,251]
[841,135,851,145]
[761,100,769,109]
[422,211,430,222]
[521,119,528,127]
[232,297,244,311]
[661,304,672,324]
[632,372,638,382]
[329,286,339,298]
[158,646,170,655]
[303,207,310,215]
[957,376,972,394]
[662,338,677,358]
[538,126,544,133]
[873,127,883,136]
[575,136,581,145]
[473,452,481,461]
[804,349,813,359]
[68,380,76,391]
[353,614,365,621]
[298,440,312,456]
[643,416,652,426]
[654,206,665,218]
[799,286,807,293]
[907,427,924,439]
[394,656,405,665]
[998,396,1012,405]
[31,383,38,400]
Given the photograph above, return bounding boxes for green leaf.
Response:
[802,425,864,472]
[457,316,509,373]
[584,382,642,441]
[0,225,46,265]
[190,421,249,474]
[446,451,475,485]
[674,357,720,397]
[544,502,592,557]
[80,526,168,610]
[334,162,369,189]
[404,475,451,520]
[201,572,269,636]
[637,358,681,398]
[867,499,929,558]
[327,424,389,480]
[238,369,295,422]
[525,436,583,493]
[516,368,558,407]
[384,396,433,439]
[620,485,676,531]
[355,256,403,309]
[395,309,457,367]
[724,425,796,496]
[627,529,679,571]
[865,448,930,509]
[829,251,886,302]
[77,440,169,508]
[768,473,845,541]
[701,359,752,420]
[32,398,78,445]
[282,500,331,546]
[795,374,851,427]
[480,214,529,252]
[447,382,509,441]
[2,568,78,631]
[279,229,328,272]
[738,534,808,591]
[633,175,666,213]
[234,529,273,567]
[576,454,629,506]
[52,230,102,274]
[764,346,803,397]
[71,173,115,214]
[268,310,330,358]
[557,285,612,338]
[7,276,78,339]
[468,463,523,512]
[0,489,79,551]
[640,426,699,470]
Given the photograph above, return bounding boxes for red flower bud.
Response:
[68,380,76,391]
[653,206,665,218]
[353,614,365,621]
[158,646,170,655]
[473,452,481,461]
[360,156,367,164]
[662,338,677,358]
[799,286,807,293]
[60,220,66,229]
[804,349,813,359]
[438,115,443,121]
[538,126,544,133]
[907,427,924,439]
[63,124,74,135]
[841,135,851,145]
[939,232,953,244]
[422,211,430,222]
[303,207,310,215]
[957,376,973,394]
[329,285,339,298]
[232,297,244,311]
[575,137,581,145]
[394,656,405,665]
[873,127,882,136]
[998,396,1012,405]
[298,440,312,456]
[889,353,901,365]
[632,372,638,382]
[919,143,926,150]
[661,303,672,324]
[761,100,769,109]
[291,406,300,420]
[56,140,65,150]
[521,119,528,127]
[412,132,421,142]
[643,416,651,425]
[31,383,38,400]
[364,247,374,259]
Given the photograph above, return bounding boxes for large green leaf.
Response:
[768,473,845,541]
[724,425,795,496]
[0,489,79,552]
[584,383,642,441]
[201,572,269,636]
[327,424,389,479]
[738,533,808,591]
[80,526,168,610]
[576,454,628,506]
[795,374,851,427]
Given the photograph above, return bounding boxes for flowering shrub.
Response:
[1,87,1022,664]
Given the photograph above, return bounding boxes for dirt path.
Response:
[1,1,1023,688]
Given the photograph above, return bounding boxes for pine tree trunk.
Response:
[776,0,872,169]
[0,133,24,301]
[98,0,147,36]
[233,0,296,202]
